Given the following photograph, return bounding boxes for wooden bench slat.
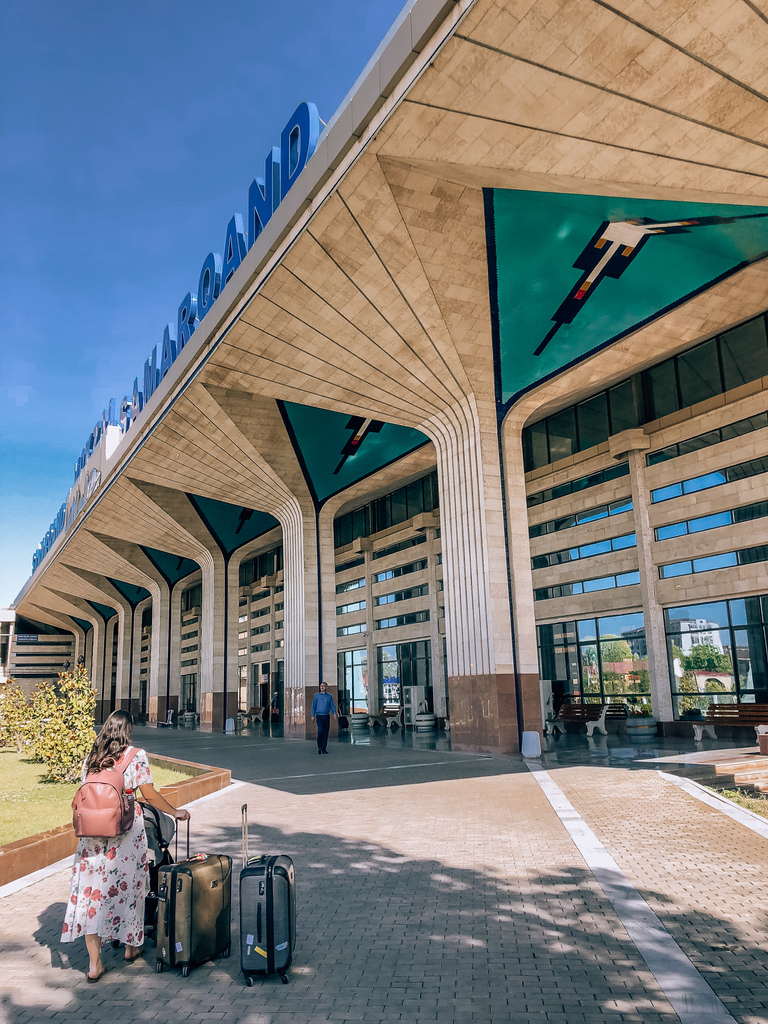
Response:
[704,703,768,724]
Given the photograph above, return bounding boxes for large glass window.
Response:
[643,358,679,421]
[180,673,198,713]
[334,470,439,547]
[521,312,768,472]
[608,380,639,433]
[537,613,648,707]
[576,393,609,451]
[665,598,768,716]
[677,337,721,408]
[239,546,283,587]
[720,318,768,391]
[180,584,202,612]
[337,648,368,715]
[376,640,432,714]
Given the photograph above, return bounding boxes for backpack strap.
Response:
[115,745,137,775]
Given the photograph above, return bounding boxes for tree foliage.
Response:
[0,682,31,752]
[683,643,733,675]
[40,667,97,782]
[0,669,96,781]
[600,638,633,663]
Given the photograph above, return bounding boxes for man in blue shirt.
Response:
[311,682,337,754]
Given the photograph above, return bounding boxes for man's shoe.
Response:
[318,749,322,754]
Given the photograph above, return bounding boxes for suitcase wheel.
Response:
[155,962,163,973]
[245,975,254,988]
[279,972,288,985]
[223,946,230,959]
[182,965,190,978]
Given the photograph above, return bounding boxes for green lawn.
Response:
[713,786,768,820]
[0,748,198,845]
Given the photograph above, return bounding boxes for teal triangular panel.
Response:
[488,190,768,404]
[88,601,116,621]
[141,547,199,586]
[107,578,150,607]
[280,402,429,504]
[187,495,279,557]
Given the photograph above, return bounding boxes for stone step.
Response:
[714,758,768,775]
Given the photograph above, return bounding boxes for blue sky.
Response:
[0,0,407,607]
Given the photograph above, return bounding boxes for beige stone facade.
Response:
[11,0,768,750]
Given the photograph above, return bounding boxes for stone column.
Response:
[113,603,134,712]
[163,583,184,725]
[427,398,532,753]
[282,497,323,739]
[500,410,546,739]
[609,430,674,723]
[132,598,152,721]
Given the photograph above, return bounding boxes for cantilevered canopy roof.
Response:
[16,0,768,612]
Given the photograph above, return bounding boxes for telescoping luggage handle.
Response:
[241,803,248,867]
[175,815,191,861]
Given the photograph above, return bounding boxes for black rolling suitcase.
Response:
[240,803,295,985]
[155,820,232,977]
[141,803,175,942]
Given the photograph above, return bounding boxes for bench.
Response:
[550,701,627,737]
[692,703,768,741]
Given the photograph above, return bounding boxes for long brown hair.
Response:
[85,709,134,773]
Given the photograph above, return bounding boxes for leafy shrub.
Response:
[27,681,63,764]
[0,682,31,752]
[40,667,96,782]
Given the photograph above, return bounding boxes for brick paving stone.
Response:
[2,736,768,1024]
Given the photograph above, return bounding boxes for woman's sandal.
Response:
[86,967,106,983]
[124,949,143,963]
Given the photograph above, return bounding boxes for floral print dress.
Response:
[61,748,152,947]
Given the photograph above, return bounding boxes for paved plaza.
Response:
[2,728,768,1024]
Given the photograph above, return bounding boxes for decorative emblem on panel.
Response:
[486,189,768,406]
[334,417,384,475]
[535,213,768,356]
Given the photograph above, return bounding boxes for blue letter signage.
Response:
[36,100,320,575]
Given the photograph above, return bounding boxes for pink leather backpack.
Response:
[72,746,137,838]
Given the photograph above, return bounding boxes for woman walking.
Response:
[60,710,190,981]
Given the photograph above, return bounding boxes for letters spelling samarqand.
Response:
[32,101,320,574]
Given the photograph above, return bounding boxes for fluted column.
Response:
[426,397,533,752]
[279,497,322,738]
[500,408,547,740]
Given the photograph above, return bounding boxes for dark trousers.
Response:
[316,714,330,752]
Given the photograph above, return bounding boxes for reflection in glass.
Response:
[576,392,609,451]
[547,406,577,462]
[664,601,730,629]
[337,648,369,714]
[677,338,721,408]
[720,317,768,391]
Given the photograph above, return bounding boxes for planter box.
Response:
[0,754,230,888]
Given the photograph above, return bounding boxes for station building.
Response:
[11,0,768,751]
